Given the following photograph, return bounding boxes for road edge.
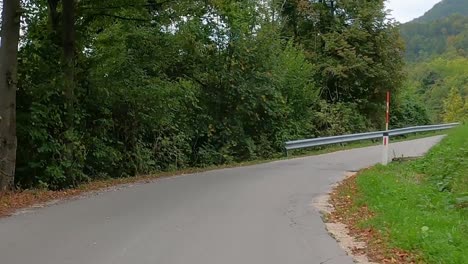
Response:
[312,171,377,264]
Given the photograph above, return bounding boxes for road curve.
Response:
[0,136,443,264]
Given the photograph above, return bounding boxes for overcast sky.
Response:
[385,0,442,23]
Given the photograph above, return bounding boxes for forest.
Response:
[0,0,465,191]
[399,0,468,124]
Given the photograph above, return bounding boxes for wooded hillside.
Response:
[399,0,468,123]
[413,0,468,23]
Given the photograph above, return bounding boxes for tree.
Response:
[279,0,404,126]
[443,87,465,122]
[0,0,22,191]
[60,0,77,182]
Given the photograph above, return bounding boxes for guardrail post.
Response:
[382,132,389,165]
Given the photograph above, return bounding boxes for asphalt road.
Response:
[0,136,443,264]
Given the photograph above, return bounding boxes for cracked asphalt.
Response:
[0,136,443,264]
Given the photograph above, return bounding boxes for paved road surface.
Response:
[0,136,443,264]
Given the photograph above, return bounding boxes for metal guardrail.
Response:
[285,123,460,151]
[388,123,458,136]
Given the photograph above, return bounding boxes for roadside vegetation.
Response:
[1,0,466,194]
[331,124,467,263]
[2,0,413,192]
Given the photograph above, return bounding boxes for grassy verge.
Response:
[0,130,449,218]
[331,125,467,263]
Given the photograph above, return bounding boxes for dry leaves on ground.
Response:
[328,173,421,264]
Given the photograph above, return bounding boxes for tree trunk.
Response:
[0,0,21,192]
[62,0,77,183]
[62,0,76,126]
[47,0,60,30]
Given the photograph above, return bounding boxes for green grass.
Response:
[355,125,468,263]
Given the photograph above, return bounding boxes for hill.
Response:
[400,0,468,62]
[413,0,468,23]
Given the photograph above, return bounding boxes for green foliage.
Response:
[407,56,468,122]
[443,87,466,122]
[270,42,320,139]
[313,101,371,136]
[415,125,468,194]
[390,83,431,128]
[280,0,405,115]
[465,99,468,121]
[356,125,468,263]
[13,0,407,189]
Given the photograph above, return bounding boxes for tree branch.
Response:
[79,0,173,11]
[184,74,209,89]
[80,4,153,10]
[91,13,151,22]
